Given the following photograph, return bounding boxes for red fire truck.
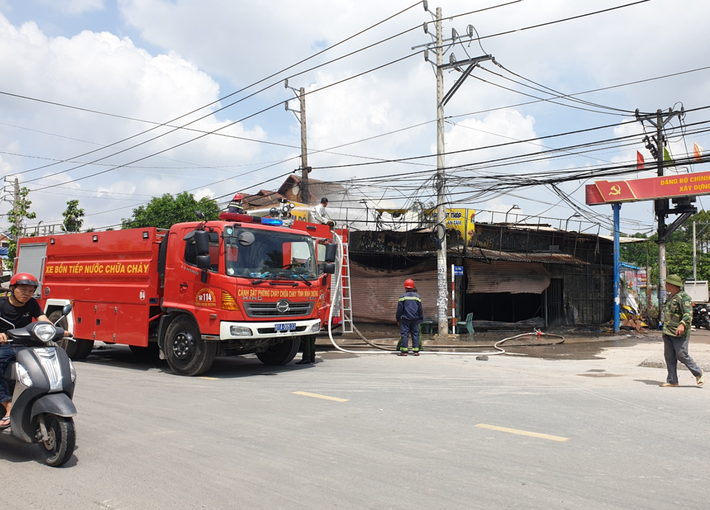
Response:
[15,213,339,376]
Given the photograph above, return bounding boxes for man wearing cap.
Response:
[660,274,705,387]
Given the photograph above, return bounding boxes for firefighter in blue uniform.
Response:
[227,193,244,214]
[396,278,424,356]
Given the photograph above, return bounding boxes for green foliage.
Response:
[621,212,710,282]
[121,192,220,229]
[7,186,36,260]
[62,199,85,232]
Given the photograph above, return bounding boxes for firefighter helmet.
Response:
[232,193,243,201]
[404,279,415,289]
[10,272,40,288]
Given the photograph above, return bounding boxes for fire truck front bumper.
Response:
[219,319,322,340]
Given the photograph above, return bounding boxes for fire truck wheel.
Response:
[164,316,217,376]
[49,310,78,358]
[256,338,300,365]
[73,339,94,360]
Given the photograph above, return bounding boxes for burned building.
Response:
[347,223,621,329]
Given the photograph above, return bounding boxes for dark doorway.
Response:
[466,293,543,322]
[545,278,564,326]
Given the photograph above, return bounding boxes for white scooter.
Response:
[0,304,77,467]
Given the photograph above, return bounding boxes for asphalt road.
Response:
[2,336,709,510]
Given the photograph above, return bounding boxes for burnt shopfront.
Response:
[347,224,615,328]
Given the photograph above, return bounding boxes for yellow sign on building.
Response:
[436,208,475,240]
[289,201,309,222]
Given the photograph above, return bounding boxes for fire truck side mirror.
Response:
[323,263,335,274]
[196,255,211,270]
[194,230,210,256]
[324,243,337,263]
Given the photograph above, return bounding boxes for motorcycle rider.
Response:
[396,279,424,356]
[0,273,52,428]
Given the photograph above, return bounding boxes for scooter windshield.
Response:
[224,229,317,280]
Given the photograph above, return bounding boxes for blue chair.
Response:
[455,313,474,335]
[420,318,436,335]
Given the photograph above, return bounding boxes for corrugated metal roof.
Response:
[465,247,589,266]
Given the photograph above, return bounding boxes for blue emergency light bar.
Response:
[218,211,283,226]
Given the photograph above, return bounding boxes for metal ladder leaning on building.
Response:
[340,235,353,334]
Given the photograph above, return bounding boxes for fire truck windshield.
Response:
[224,229,318,280]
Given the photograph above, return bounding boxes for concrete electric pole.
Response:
[285,81,310,204]
[636,107,692,313]
[415,4,493,335]
[435,7,448,335]
[13,177,20,237]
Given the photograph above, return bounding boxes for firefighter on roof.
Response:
[227,193,244,214]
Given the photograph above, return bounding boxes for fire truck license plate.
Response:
[275,323,296,331]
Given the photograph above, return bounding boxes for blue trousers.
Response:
[399,319,420,352]
[663,334,702,384]
[0,344,20,403]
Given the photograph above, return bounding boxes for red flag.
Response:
[694,143,703,162]
[636,150,645,171]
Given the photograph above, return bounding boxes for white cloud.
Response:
[0,10,268,228]
[193,187,214,201]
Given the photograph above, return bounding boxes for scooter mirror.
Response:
[62,303,73,316]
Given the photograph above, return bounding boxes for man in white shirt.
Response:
[312,197,334,227]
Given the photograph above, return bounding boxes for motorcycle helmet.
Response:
[404,278,415,289]
[10,272,40,288]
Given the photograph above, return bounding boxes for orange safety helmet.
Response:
[404,278,415,289]
[10,272,39,288]
[232,193,243,201]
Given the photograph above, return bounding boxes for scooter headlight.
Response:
[68,359,77,383]
[34,323,57,342]
[16,363,33,387]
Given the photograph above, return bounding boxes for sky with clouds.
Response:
[0,0,709,234]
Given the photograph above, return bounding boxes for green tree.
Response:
[7,186,36,260]
[62,199,85,232]
[620,211,710,283]
[121,192,220,229]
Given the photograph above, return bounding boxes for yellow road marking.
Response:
[476,423,569,442]
[293,391,349,402]
[199,377,219,380]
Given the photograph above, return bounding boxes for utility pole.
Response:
[13,177,20,237]
[285,81,310,204]
[636,107,693,315]
[435,7,448,336]
[415,4,493,335]
[693,220,697,280]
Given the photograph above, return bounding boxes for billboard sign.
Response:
[586,170,710,205]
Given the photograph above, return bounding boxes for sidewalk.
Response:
[318,324,710,372]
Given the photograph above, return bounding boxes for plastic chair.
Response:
[455,313,474,335]
[420,318,436,335]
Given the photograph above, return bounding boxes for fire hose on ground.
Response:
[324,232,565,357]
